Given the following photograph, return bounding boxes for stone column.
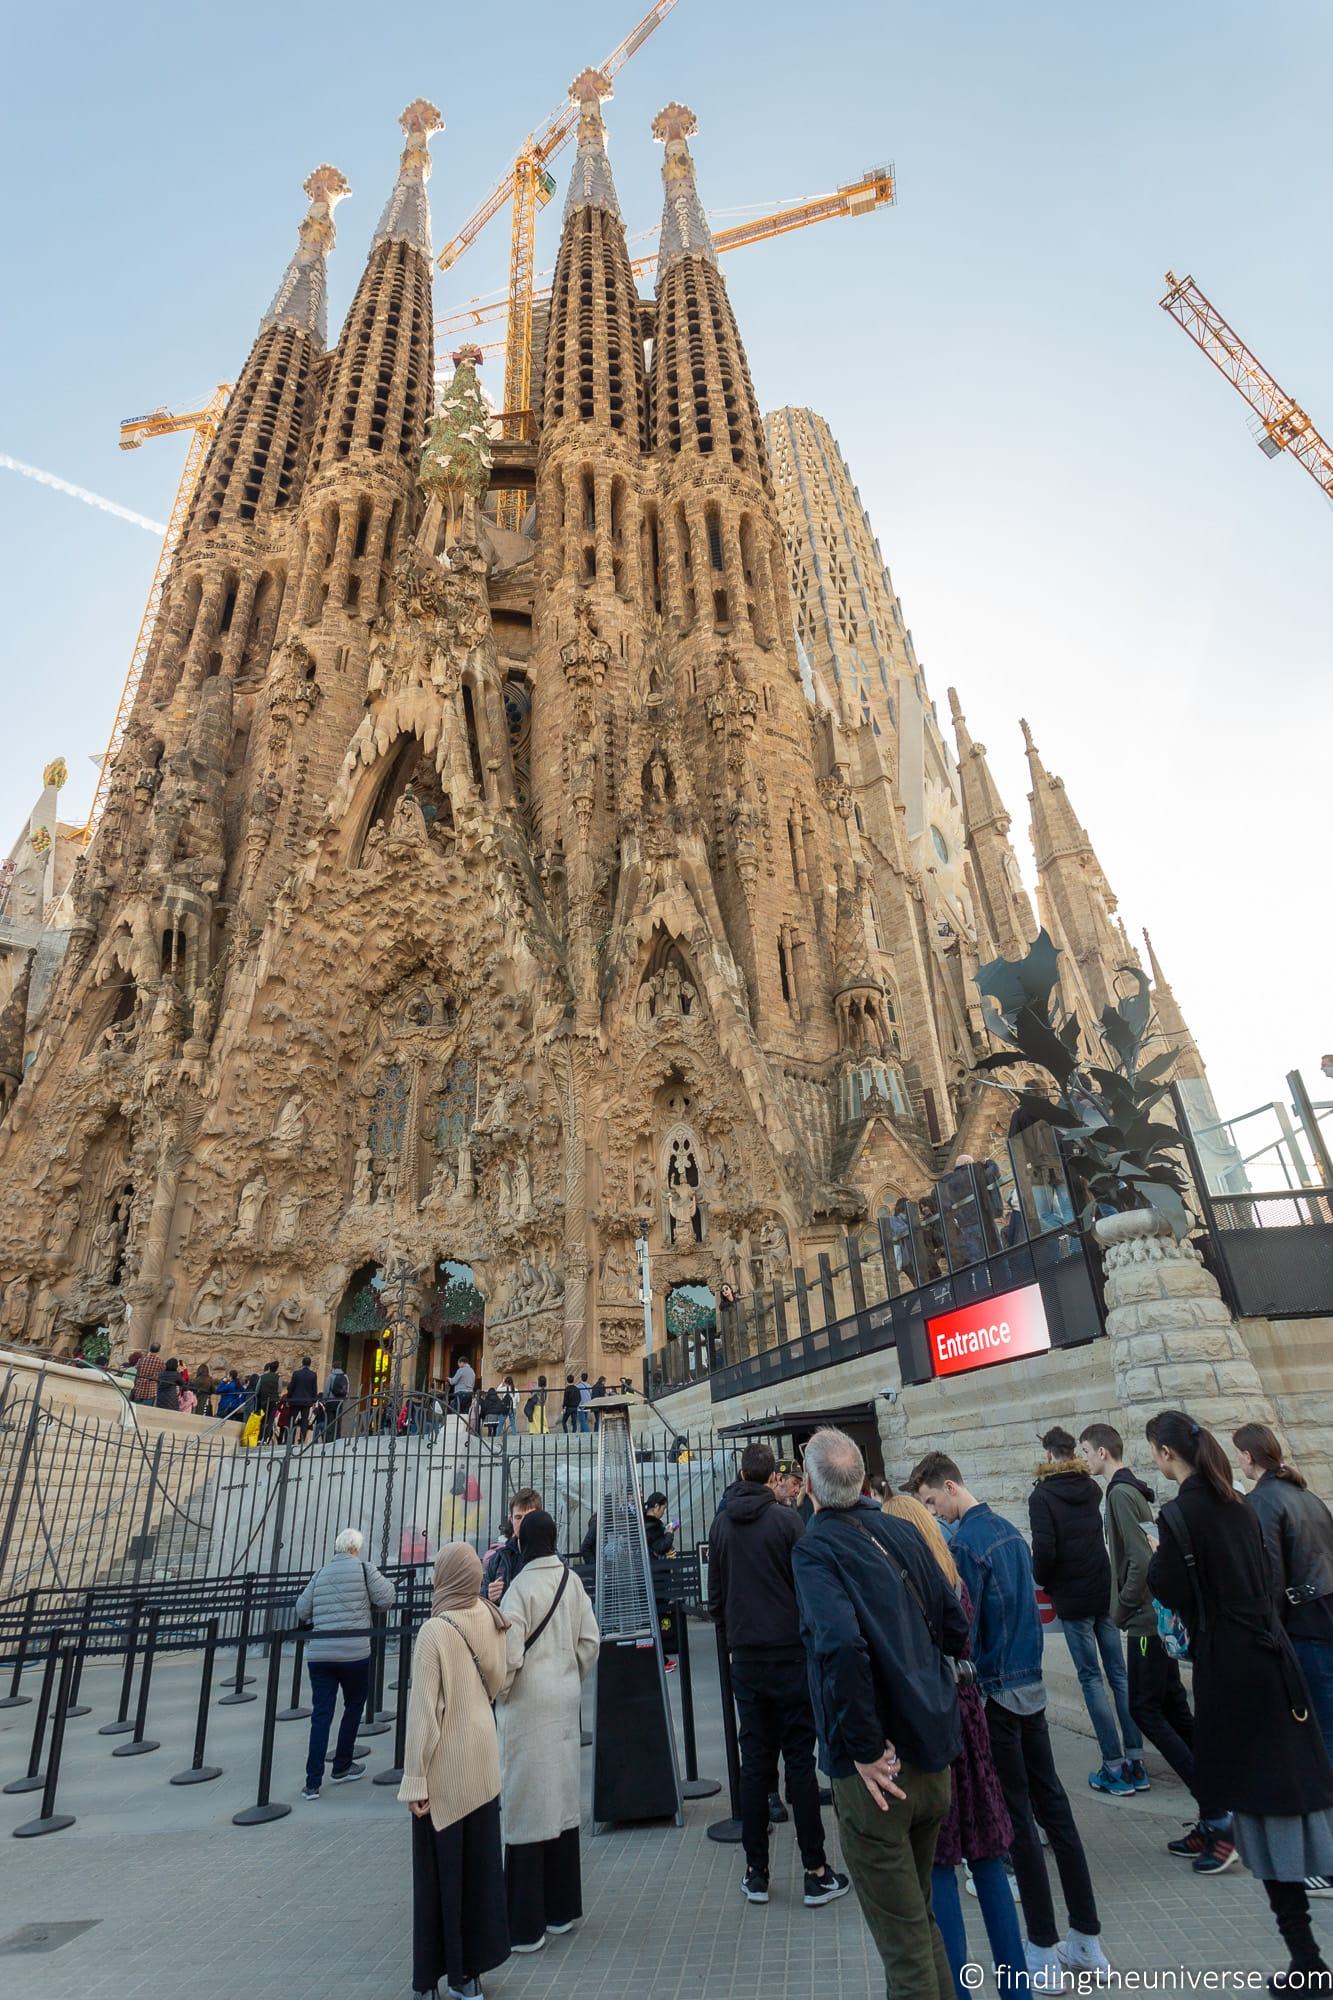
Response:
[1095,1209,1276,1445]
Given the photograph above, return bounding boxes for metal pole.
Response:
[111,1606,160,1756]
[373,1591,414,1785]
[706,1619,743,1843]
[636,1223,654,1365]
[1289,1070,1333,1193]
[675,1604,721,1800]
[98,1600,143,1735]
[232,1629,292,1824]
[129,1434,164,1595]
[171,1618,222,1784]
[3,1627,64,1794]
[0,1375,46,1594]
[0,1587,39,1708]
[275,1629,310,1721]
[219,1574,257,1703]
[65,1591,95,1717]
[13,1647,77,1837]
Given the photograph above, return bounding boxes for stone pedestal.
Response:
[1096,1209,1276,1448]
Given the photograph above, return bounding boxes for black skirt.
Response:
[505,1827,583,1948]
[412,1797,509,1993]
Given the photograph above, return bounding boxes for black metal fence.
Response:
[0,1372,752,1608]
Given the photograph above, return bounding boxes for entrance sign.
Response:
[926,1282,1051,1379]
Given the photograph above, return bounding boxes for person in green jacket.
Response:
[1079,1424,1235,1868]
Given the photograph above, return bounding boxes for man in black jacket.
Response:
[482,1486,542,1603]
[793,1427,966,2000]
[286,1355,319,1442]
[708,1442,848,1910]
[1030,1425,1145,1795]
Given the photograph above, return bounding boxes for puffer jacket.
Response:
[1028,1459,1112,1621]
[294,1554,396,1662]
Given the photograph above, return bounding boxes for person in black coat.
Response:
[154,1359,182,1411]
[1147,1410,1333,1987]
[286,1355,319,1441]
[1030,1426,1145,1794]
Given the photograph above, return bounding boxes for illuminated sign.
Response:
[926,1282,1052,1379]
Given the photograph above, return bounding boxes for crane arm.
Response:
[1160,271,1333,499]
[85,384,231,843]
[437,0,678,271]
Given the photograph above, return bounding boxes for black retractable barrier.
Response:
[705,1621,743,1843]
[3,1629,64,1795]
[374,1595,413,1786]
[171,1618,222,1785]
[233,1631,291,1825]
[65,1594,94,1718]
[276,1629,310,1721]
[360,1611,392,1735]
[218,1575,257,1704]
[111,1607,160,1756]
[674,1606,721,1801]
[99,1599,144,1735]
[13,1649,77,1838]
[0,1589,39,1709]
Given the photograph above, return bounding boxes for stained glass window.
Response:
[369,1062,408,1156]
[433,1057,476,1150]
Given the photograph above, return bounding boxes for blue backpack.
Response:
[1151,1503,1202,1662]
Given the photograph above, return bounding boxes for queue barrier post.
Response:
[0,1589,39,1709]
[3,1628,64,1795]
[171,1617,222,1785]
[359,1610,391,1735]
[705,1619,743,1844]
[65,1593,95,1718]
[98,1599,143,1735]
[232,1628,291,1825]
[13,1648,77,1838]
[374,1595,413,1786]
[674,1604,722,1801]
[219,1575,258,1705]
[276,1628,310,1721]
[111,1607,161,1757]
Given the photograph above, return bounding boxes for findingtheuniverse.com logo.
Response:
[971,1970,1314,1992]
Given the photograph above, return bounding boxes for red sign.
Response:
[926,1282,1052,1379]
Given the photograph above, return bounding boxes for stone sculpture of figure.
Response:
[599,1242,637,1299]
[759,1217,789,1282]
[189,989,212,1044]
[236,1283,267,1328]
[659,962,683,1017]
[513,1156,533,1219]
[456,1140,475,1201]
[377,1155,401,1204]
[666,1174,699,1246]
[515,1258,542,1312]
[678,978,697,1019]
[189,1270,228,1329]
[272,1093,306,1146]
[271,1189,304,1247]
[45,1187,81,1253]
[272,1295,304,1335]
[496,1164,513,1220]
[1,1275,32,1338]
[427,1159,453,1206]
[482,1079,510,1132]
[633,1158,654,1210]
[636,975,659,1032]
[235,1174,268,1243]
[89,1205,123,1280]
[351,1142,374,1207]
[391,785,426,842]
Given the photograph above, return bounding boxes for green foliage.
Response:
[975,929,1191,1239]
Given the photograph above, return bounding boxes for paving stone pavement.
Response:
[0,1630,1325,1998]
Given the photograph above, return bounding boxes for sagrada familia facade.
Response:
[0,76,1220,1389]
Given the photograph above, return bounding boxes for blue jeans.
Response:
[1063,1614,1142,1763]
[305,1658,370,1792]
[933,1859,1026,2000]
[499,1411,517,1436]
[577,1409,590,1433]
[1293,1637,1333,1756]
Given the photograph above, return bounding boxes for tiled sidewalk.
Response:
[0,1635,1320,1998]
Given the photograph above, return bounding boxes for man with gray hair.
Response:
[293,1527,396,1800]
[792,1429,968,2000]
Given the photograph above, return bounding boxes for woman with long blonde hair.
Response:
[883,1493,1024,1999]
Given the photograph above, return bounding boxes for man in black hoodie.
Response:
[1029,1425,1146,1796]
[708,1442,847,1908]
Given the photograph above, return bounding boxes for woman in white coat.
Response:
[497,1509,600,1952]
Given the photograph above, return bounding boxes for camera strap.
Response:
[842,1515,944,1652]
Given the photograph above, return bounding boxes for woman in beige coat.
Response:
[497,1509,600,1952]
[399,1543,510,2000]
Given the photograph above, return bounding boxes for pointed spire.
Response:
[261,166,351,345]
[1022,716,1096,873]
[652,103,717,271]
[373,99,443,258]
[949,688,1010,835]
[564,68,621,222]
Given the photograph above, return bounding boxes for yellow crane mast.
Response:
[435,163,897,343]
[437,0,678,528]
[1160,272,1333,502]
[82,384,231,844]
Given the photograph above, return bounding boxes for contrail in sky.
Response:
[0,454,166,535]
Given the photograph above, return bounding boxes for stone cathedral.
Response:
[0,77,1220,1389]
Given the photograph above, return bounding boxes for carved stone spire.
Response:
[564,68,621,222]
[652,102,717,271]
[261,166,351,346]
[373,99,443,257]
[950,688,1035,961]
[1022,716,1097,874]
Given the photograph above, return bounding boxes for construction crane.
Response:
[436,163,897,343]
[82,384,232,844]
[1160,272,1333,502]
[436,1,677,526]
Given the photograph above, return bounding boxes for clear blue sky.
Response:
[2,0,1329,1134]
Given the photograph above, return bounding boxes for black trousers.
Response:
[1126,1631,1222,1818]
[984,1697,1099,1948]
[505,1827,581,1947]
[1266,1880,1327,1974]
[413,1798,509,1993]
[288,1400,313,1441]
[730,1651,827,1874]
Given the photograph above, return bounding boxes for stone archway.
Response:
[418,1257,485,1394]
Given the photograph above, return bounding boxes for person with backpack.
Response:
[499,1376,518,1437]
[1079,1421,1230,1867]
[216,1369,247,1420]
[523,1376,549,1434]
[255,1357,281,1441]
[560,1374,581,1435]
[323,1362,349,1441]
[294,1526,397,1799]
[1147,1410,1333,1988]
[480,1382,505,1437]
[495,1512,600,1951]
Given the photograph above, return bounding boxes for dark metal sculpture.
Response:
[975,929,1190,1238]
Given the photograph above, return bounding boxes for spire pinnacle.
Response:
[261,165,351,345]
[947,686,966,729]
[374,99,443,257]
[652,101,717,271]
[1020,716,1037,755]
[564,68,621,221]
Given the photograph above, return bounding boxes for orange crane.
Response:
[82,384,232,844]
[436,163,897,343]
[1160,272,1333,502]
[436,0,678,526]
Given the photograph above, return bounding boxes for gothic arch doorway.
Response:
[419,1258,485,1394]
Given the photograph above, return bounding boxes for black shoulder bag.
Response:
[844,1515,977,1689]
[523,1563,570,1654]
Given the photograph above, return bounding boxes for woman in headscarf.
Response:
[496,1510,600,1953]
[399,1543,511,2000]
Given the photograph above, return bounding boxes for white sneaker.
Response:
[510,1936,546,1954]
[1026,1943,1066,1991]
[1058,1930,1113,1982]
